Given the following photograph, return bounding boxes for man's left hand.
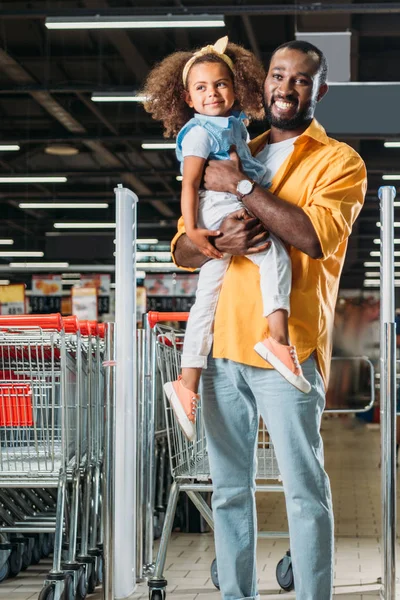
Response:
[203,147,244,195]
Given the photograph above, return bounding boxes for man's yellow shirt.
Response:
[171,119,367,389]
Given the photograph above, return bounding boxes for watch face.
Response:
[238,179,253,195]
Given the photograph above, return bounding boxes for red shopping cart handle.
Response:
[0,313,64,331]
[79,320,99,336]
[97,323,106,338]
[147,311,189,328]
[63,315,80,334]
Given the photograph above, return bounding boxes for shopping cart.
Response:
[146,312,290,600]
[0,314,106,600]
[144,312,376,599]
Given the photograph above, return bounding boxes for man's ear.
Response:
[183,89,194,108]
[317,83,328,103]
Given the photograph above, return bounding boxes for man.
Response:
[172,40,367,600]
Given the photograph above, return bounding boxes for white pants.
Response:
[182,191,292,369]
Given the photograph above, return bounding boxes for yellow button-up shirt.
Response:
[171,119,367,389]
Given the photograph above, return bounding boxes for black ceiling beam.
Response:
[2,4,400,17]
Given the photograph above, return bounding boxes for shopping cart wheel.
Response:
[276,550,294,591]
[31,537,42,565]
[0,559,10,582]
[8,545,23,577]
[149,590,165,600]
[87,562,97,593]
[38,583,56,600]
[60,573,74,600]
[210,558,220,590]
[21,540,33,571]
[41,534,52,558]
[148,578,167,600]
[75,568,88,600]
[96,554,103,585]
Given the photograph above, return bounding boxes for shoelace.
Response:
[191,396,198,416]
[289,347,300,370]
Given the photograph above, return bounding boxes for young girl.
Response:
[143,37,311,441]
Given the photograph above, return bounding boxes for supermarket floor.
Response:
[3,416,399,599]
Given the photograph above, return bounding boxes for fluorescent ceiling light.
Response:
[0,145,20,151]
[176,175,183,182]
[137,239,159,244]
[384,142,400,148]
[136,262,181,269]
[0,176,67,183]
[0,280,10,285]
[45,15,225,30]
[364,261,400,267]
[45,145,79,156]
[365,271,400,277]
[19,202,108,209]
[373,238,400,244]
[9,262,69,268]
[0,239,14,245]
[136,252,171,259]
[382,175,400,181]
[91,93,146,102]
[141,142,176,150]
[364,279,400,287]
[376,222,400,227]
[0,251,44,257]
[54,222,116,229]
[370,251,400,257]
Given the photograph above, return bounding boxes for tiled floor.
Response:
[2,416,399,599]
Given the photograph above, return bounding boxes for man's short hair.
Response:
[270,40,328,86]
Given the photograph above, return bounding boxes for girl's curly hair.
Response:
[141,42,266,138]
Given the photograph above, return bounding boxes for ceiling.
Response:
[0,0,399,289]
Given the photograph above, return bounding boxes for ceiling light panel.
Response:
[0,251,44,257]
[0,176,67,183]
[45,15,225,30]
[9,262,69,268]
[141,142,176,150]
[0,145,20,151]
[19,203,108,209]
[91,93,146,102]
[54,223,116,229]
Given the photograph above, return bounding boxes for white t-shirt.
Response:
[256,136,298,188]
[181,125,216,160]
[182,126,298,188]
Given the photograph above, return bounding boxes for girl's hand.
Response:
[187,228,224,259]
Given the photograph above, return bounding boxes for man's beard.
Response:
[264,96,316,131]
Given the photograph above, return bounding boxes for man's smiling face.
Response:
[264,47,327,132]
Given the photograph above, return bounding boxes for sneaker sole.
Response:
[163,381,196,442]
[254,343,311,394]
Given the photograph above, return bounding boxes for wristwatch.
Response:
[236,178,256,200]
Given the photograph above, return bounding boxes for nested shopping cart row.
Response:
[0,314,106,600]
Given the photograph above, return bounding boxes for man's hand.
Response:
[187,228,224,260]
[214,209,271,255]
[204,148,244,195]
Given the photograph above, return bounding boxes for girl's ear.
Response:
[183,89,194,108]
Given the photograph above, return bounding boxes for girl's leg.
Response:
[248,236,311,393]
[247,232,291,322]
[163,256,230,441]
[267,309,290,346]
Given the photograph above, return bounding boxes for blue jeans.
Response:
[201,355,334,600]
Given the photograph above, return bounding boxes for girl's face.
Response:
[185,61,235,118]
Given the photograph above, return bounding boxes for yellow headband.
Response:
[182,36,234,87]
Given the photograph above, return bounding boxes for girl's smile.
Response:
[185,62,235,118]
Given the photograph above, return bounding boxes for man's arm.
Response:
[203,151,322,258]
[174,209,271,269]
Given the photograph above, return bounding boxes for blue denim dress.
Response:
[176,111,268,183]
